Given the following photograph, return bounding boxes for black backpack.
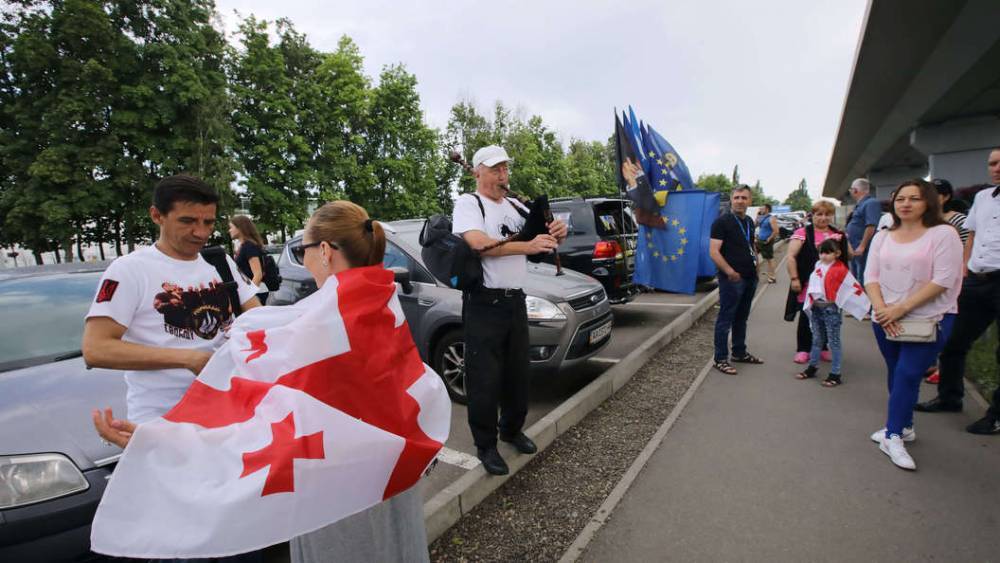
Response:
[200,245,244,317]
[261,253,282,291]
[420,214,483,290]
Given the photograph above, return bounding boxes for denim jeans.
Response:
[873,314,956,436]
[850,249,868,287]
[808,305,842,373]
[714,275,757,362]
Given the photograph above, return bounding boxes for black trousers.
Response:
[937,275,1000,412]
[463,289,530,449]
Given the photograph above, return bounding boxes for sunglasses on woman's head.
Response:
[290,240,339,263]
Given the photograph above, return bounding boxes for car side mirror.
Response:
[390,267,413,294]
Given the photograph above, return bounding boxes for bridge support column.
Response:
[910,116,1000,188]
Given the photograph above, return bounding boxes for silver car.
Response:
[0,264,125,560]
[270,219,614,403]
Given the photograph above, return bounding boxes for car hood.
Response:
[523,262,603,302]
[0,358,125,471]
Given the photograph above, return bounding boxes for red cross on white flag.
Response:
[90,266,451,559]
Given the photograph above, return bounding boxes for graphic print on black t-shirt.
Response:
[152,281,234,340]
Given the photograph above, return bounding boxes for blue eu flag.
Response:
[647,126,696,191]
[698,191,720,277]
[634,190,711,294]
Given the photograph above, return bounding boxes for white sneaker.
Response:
[870,427,915,443]
[879,434,916,470]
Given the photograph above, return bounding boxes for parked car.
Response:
[0,263,126,561]
[546,197,639,304]
[774,213,803,239]
[270,219,614,404]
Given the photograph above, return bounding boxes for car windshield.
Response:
[0,272,100,371]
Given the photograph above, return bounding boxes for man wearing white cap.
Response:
[452,145,567,475]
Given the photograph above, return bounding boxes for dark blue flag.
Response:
[640,125,679,195]
[698,191,721,277]
[634,190,710,294]
[615,113,662,227]
[648,126,696,191]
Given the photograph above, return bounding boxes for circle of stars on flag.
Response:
[645,215,688,263]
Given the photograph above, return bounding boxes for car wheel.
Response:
[433,329,468,405]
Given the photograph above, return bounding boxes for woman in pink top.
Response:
[785,200,845,363]
[865,179,963,471]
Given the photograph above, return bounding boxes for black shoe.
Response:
[966,414,1000,435]
[914,397,962,413]
[476,447,509,475]
[500,432,537,454]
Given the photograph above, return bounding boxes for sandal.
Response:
[795,365,818,380]
[822,374,842,387]
[732,353,764,365]
[713,361,738,375]
[767,275,776,284]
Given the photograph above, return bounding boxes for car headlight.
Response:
[0,453,89,509]
[525,296,567,321]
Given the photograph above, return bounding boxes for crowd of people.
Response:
[711,147,1000,472]
[74,144,997,561]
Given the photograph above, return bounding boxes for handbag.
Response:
[886,319,937,343]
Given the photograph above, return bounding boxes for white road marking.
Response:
[628,302,696,307]
[589,357,621,364]
[437,447,480,470]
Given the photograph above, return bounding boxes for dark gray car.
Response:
[270,219,614,403]
[0,264,125,561]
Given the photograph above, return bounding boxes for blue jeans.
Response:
[808,305,842,373]
[873,314,956,436]
[850,249,868,286]
[714,275,757,362]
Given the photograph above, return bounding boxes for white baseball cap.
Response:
[472,145,513,168]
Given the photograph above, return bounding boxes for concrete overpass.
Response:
[823,0,1000,201]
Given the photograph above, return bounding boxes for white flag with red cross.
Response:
[90,266,451,559]
[803,260,871,321]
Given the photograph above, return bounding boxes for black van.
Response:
[546,197,639,304]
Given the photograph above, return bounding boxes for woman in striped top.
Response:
[932,179,969,244]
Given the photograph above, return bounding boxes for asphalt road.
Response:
[419,285,716,504]
[581,260,1000,562]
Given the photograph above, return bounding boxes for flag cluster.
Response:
[614,106,718,294]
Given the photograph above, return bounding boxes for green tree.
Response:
[785,178,812,212]
[565,139,615,197]
[697,173,734,196]
[229,16,314,238]
[750,180,779,207]
[358,64,447,221]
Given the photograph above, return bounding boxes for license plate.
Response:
[589,321,612,345]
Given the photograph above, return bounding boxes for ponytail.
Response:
[306,201,386,268]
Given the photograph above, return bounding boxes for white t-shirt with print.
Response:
[452,193,528,289]
[86,245,259,423]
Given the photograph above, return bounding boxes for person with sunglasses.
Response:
[287,200,433,562]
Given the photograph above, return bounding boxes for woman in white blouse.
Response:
[864,179,964,471]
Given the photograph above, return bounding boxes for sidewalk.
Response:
[582,268,1000,562]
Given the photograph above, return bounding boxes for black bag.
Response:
[261,253,282,291]
[420,214,483,290]
[200,245,243,317]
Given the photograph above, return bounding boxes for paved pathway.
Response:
[583,268,1000,562]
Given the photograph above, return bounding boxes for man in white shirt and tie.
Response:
[916,147,1000,435]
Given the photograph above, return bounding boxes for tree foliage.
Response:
[784,178,812,212]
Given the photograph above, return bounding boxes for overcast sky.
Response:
[215,0,868,202]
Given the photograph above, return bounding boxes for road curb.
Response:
[423,243,787,544]
[557,260,783,562]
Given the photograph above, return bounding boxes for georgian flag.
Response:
[90,266,451,559]
[802,260,871,321]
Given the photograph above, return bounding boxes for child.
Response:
[795,238,853,387]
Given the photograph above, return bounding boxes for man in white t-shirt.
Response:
[83,174,261,445]
[452,145,567,475]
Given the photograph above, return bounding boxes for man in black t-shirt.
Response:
[709,186,765,374]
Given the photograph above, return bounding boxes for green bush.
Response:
[967,323,998,404]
